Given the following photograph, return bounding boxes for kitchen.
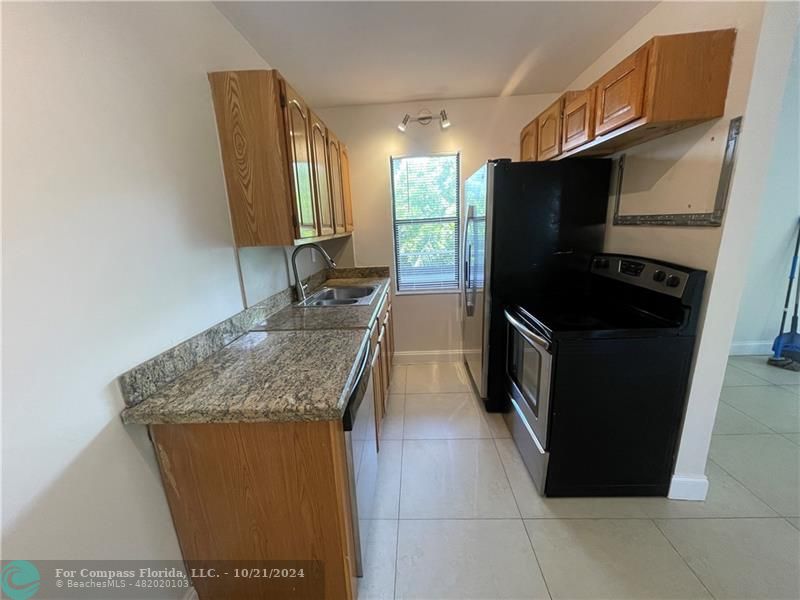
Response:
[3,2,798,600]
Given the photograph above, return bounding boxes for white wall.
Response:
[732,34,800,355]
[562,0,797,499]
[318,93,557,354]
[1,1,328,565]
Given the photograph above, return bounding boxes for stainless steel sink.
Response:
[304,298,359,306]
[298,285,379,307]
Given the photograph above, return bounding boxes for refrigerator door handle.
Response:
[465,244,474,316]
[462,205,474,315]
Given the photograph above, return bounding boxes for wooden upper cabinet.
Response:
[281,81,320,240]
[522,29,736,159]
[340,144,354,232]
[209,69,355,245]
[562,88,596,152]
[327,131,346,234]
[537,97,564,161]
[520,118,538,161]
[208,70,296,246]
[309,112,335,236]
[594,44,649,136]
[645,29,737,123]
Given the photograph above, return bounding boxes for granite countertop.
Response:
[252,277,391,332]
[121,328,369,425]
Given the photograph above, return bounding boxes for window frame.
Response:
[389,152,462,295]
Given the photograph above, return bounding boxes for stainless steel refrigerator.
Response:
[461,159,612,410]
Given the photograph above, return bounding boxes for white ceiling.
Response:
[216,1,657,108]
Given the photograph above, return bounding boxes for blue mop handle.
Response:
[775,217,800,357]
[791,218,800,332]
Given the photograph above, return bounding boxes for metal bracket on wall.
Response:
[612,116,743,227]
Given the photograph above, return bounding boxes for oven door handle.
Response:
[504,309,551,352]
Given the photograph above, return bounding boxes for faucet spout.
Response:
[291,243,337,302]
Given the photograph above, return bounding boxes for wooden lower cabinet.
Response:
[150,289,396,600]
[372,341,384,445]
[378,326,389,414]
[386,303,395,365]
[370,293,394,441]
[150,421,357,599]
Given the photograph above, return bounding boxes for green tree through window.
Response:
[390,154,460,291]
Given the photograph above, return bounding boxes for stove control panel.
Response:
[591,255,689,298]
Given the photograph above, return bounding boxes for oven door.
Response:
[504,308,552,454]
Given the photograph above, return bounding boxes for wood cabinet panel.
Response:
[537,98,564,161]
[283,81,319,239]
[562,88,596,152]
[340,144,354,232]
[386,302,395,366]
[646,29,737,123]
[520,118,538,161]
[310,111,334,236]
[211,70,355,245]
[378,325,389,414]
[151,421,355,599]
[371,342,383,446]
[327,131,346,234]
[208,71,295,246]
[594,44,649,136]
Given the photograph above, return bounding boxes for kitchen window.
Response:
[390,153,460,292]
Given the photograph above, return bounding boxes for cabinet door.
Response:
[340,145,354,232]
[310,112,335,236]
[282,82,318,239]
[386,303,394,367]
[562,89,596,152]
[378,325,389,413]
[327,131,346,234]
[594,43,649,136]
[371,343,383,448]
[519,119,538,161]
[537,98,563,160]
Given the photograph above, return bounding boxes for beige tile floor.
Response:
[359,360,800,600]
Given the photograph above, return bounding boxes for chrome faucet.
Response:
[291,243,336,302]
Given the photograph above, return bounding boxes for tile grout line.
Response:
[651,518,717,599]
[705,457,783,518]
[727,358,794,385]
[491,437,554,600]
[717,399,782,435]
[392,407,405,600]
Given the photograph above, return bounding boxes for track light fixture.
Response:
[397,108,452,133]
[397,114,410,132]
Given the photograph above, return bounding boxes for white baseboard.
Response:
[668,474,709,501]
[729,340,773,356]
[393,350,463,364]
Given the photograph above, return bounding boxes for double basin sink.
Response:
[299,285,379,307]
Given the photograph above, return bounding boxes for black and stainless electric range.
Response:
[503,253,706,497]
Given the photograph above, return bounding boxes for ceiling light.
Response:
[397,114,410,133]
[396,109,452,132]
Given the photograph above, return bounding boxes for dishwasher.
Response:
[342,342,377,577]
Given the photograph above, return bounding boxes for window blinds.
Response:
[390,154,460,291]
